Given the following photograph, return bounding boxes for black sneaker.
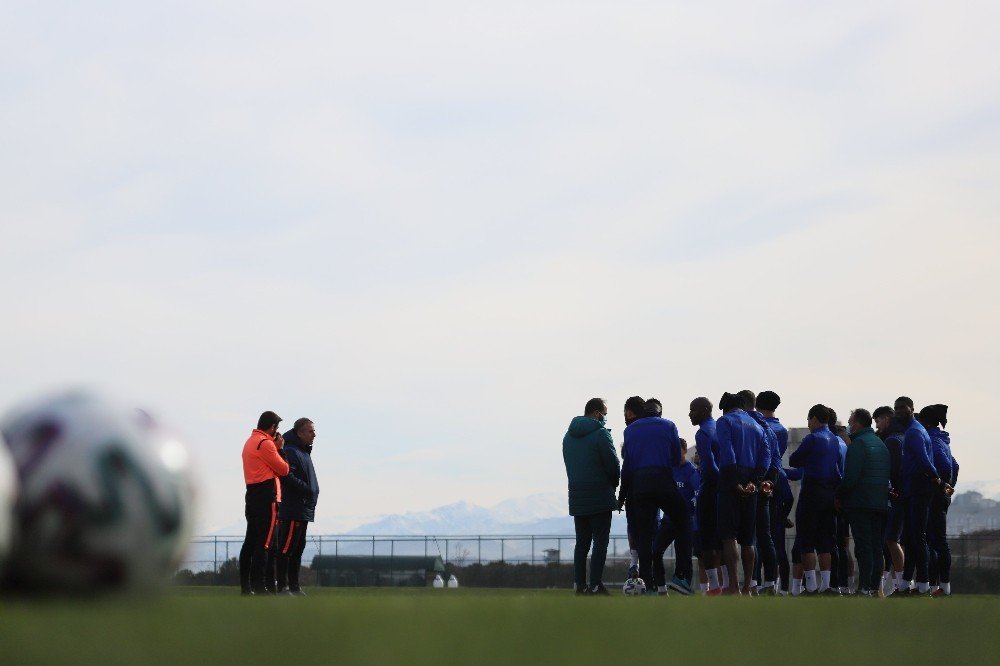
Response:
[240,589,254,597]
[277,587,294,596]
[821,588,841,597]
[575,585,591,596]
[590,583,611,596]
[291,589,307,597]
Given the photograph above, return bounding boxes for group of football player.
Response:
[616,391,958,597]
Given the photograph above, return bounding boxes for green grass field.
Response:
[2,587,998,664]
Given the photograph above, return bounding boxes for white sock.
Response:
[721,567,730,589]
[819,570,831,592]
[918,582,929,594]
[707,569,720,590]
[791,578,802,596]
[804,570,817,592]
[909,580,916,591]
[848,575,857,593]
[895,573,905,591]
[750,579,758,589]
[762,580,774,589]
[699,583,709,593]
[630,550,639,567]
[941,582,951,595]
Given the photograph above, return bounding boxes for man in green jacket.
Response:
[563,397,621,595]
[836,408,891,596]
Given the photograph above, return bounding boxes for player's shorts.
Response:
[717,477,757,546]
[697,482,721,552]
[796,480,837,554]
[884,498,906,543]
[692,530,702,559]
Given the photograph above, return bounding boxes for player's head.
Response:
[719,392,741,413]
[807,404,830,431]
[757,390,780,413]
[257,410,282,435]
[294,417,316,445]
[679,437,688,458]
[737,389,756,411]
[872,406,893,434]
[644,398,663,417]
[848,408,872,435]
[894,396,914,422]
[624,396,645,425]
[828,408,840,433]
[584,398,608,421]
[689,397,713,426]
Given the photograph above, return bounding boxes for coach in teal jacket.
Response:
[563,398,620,594]
[837,409,890,594]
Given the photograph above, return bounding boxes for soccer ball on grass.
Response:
[0,390,196,593]
[623,577,647,596]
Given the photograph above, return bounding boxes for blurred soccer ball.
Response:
[623,577,646,596]
[0,390,196,593]
[0,440,16,574]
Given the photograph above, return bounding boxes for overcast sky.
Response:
[1,1,997,532]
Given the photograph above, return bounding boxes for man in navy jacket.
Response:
[274,418,320,595]
[622,399,693,595]
[689,396,723,594]
[898,397,944,595]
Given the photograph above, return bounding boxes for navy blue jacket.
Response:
[749,410,781,478]
[881,421,906,493]
[766,416,789,476]
[695,417,720,488]
[901,418,937,496]
[622,416,683,496]
[278,430,320,522]
[716,409,769,482]
[789,425,843,483]
[928,427,958,487]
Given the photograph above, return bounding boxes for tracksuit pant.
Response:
[275,519,309,592]
[633,468,692,588]
[846,509,884,592]
[907,491,933,584]
[755,493,776,584]
[239,481,279,594]
[574,511,612,590]
[927,494,952,585]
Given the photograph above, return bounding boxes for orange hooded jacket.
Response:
[242,429,290,502]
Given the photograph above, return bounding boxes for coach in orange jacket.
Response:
[239,411,290,596]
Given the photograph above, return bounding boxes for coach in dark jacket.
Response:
[837,409,890,595]
[274,418,320,594]
[563,398,620,594]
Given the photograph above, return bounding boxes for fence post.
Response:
[478,536,482,565]
[532,536,535,565]
[390,539,394,585]
[214,536,218,573]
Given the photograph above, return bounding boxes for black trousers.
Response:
[275,519,309,591]
[907,491,933,583]
[635,486,692,588]
[755,494,776,583]
[927,494,952,585]
[846,509,884,592]
[574,511,612,589]
[239,499,278,593]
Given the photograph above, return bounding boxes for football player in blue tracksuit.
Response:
[789,404,844,595]
[921,404,957,596]
[689,397,723,594]
[740,389,781,595]
[622,399,693,595]
[652,438,701,595]
[898,396,943,595]
[716,392,769,595]
[756,390,789,593]
[874,405,906,595]
[829,408,852,594]
[618,396,647,579]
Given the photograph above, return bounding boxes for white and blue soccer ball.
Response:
[0,439,16,575]
[623,577,646,596]
[0,390,196,593]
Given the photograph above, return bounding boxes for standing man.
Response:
[789,404,842,595]
[876,404,908,595]
[275,418,320,596]
[651,437,700,595]
[918,404,957,596]
[740,389,780,595]
[716,392,769,595]
[899,396,942,596]
[837,409,890,597]
[689,397,723,595]
[563,398,621,595]
[240,411,290,596]
[623,398,694,595]
[619,395,647,578]
[758,390,791,593]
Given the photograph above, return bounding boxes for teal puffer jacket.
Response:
[562,416,621,516]
[837,427,891,511]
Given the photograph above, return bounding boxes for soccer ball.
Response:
[623,577,647,596]
[0,439,16,574]
[0,390,196,593]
